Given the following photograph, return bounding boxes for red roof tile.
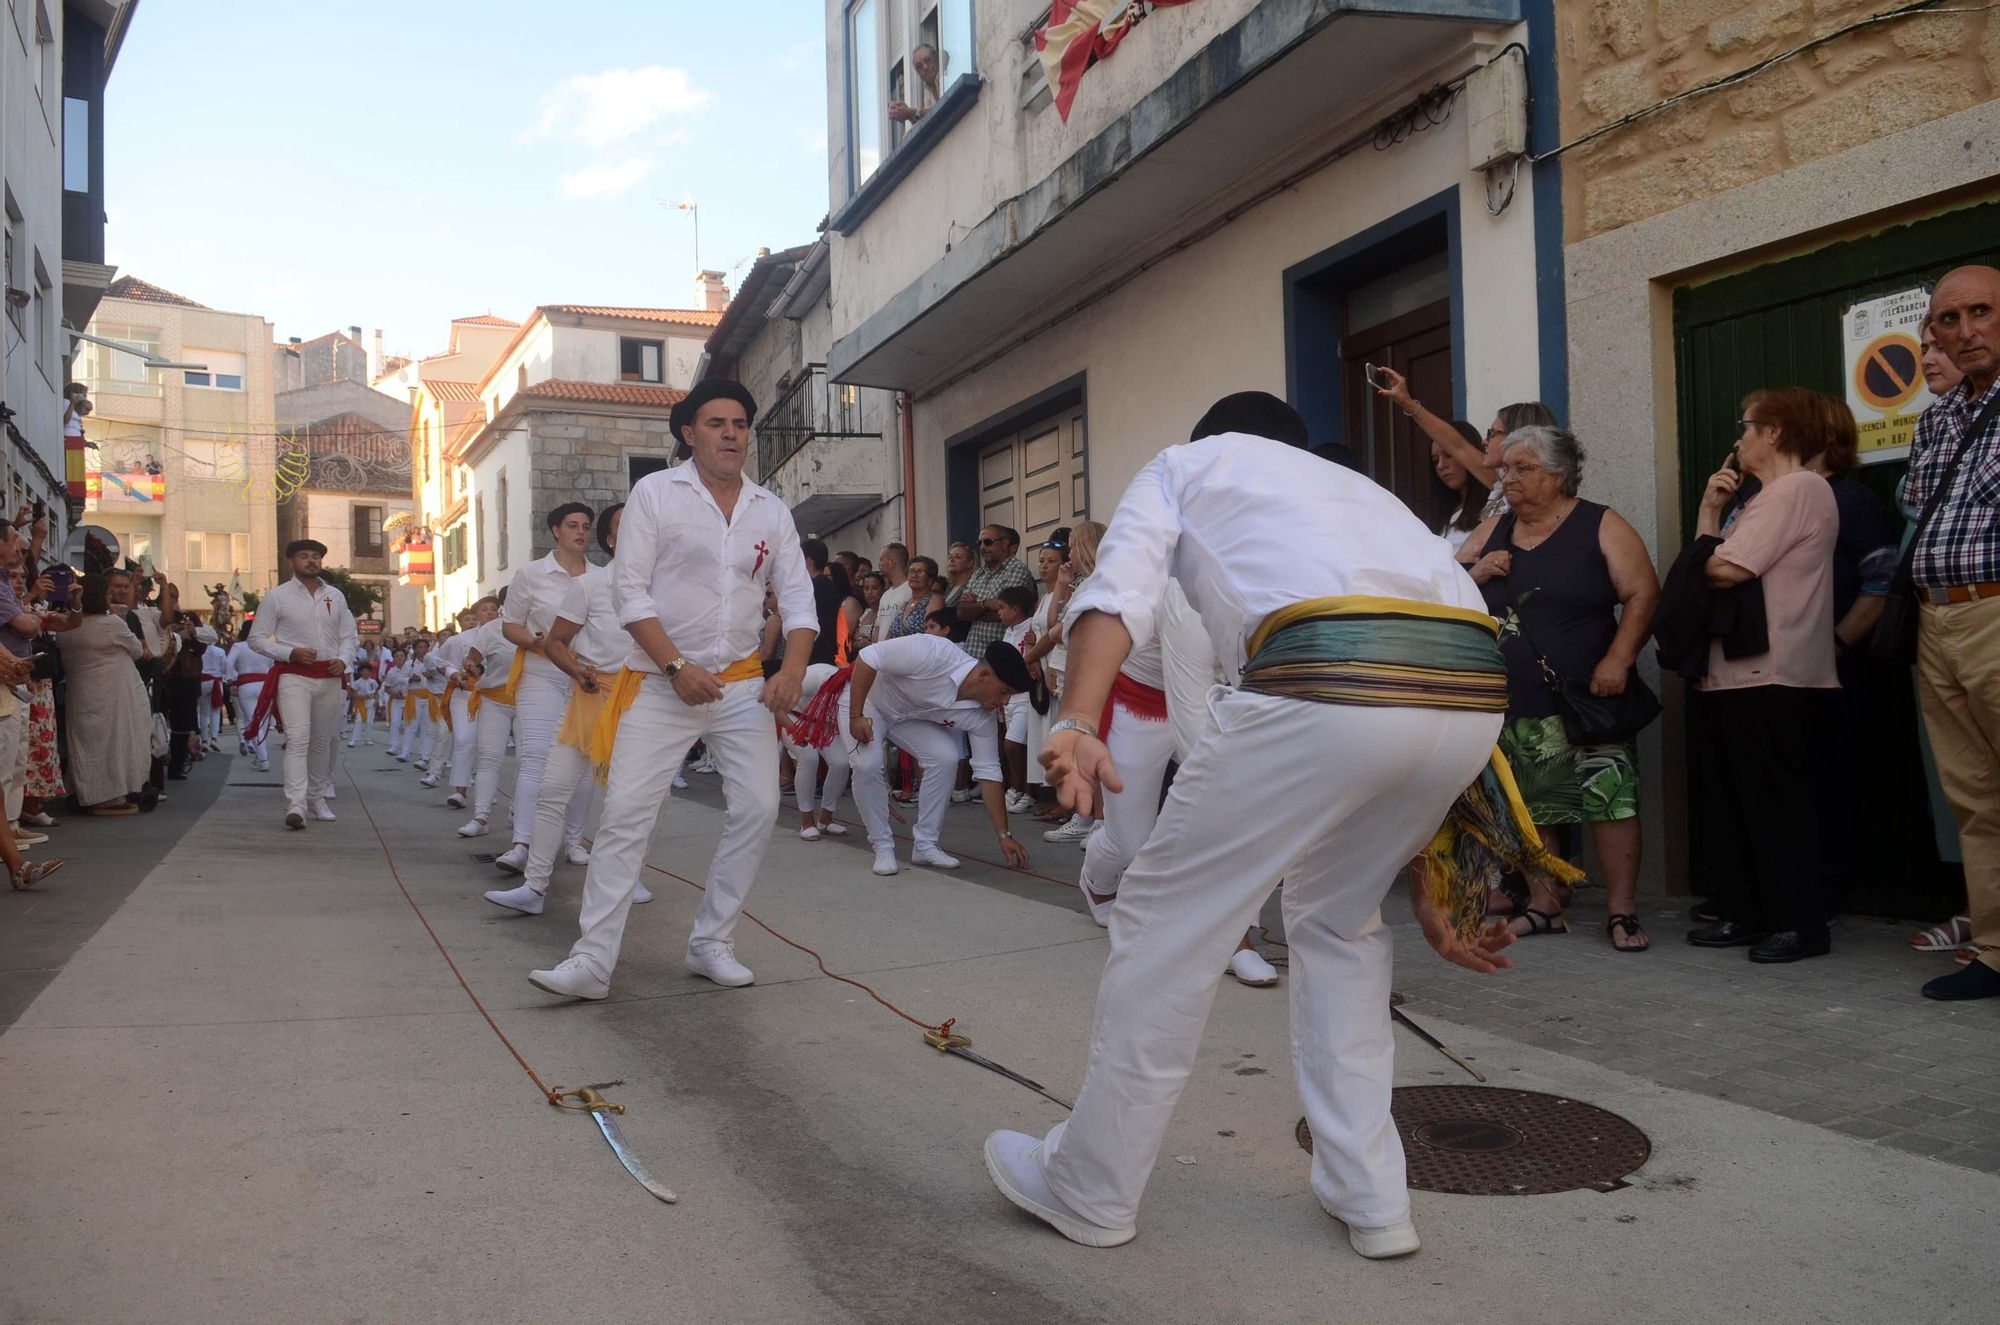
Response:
[515,379,688,408]
[422,379,484,402]
[540,305,725,327]
[451,314,522,328]
[106,276,207,308]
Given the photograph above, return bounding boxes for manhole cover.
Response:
[1296,1086,1648,1195]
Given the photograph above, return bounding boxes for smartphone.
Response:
[1363,362,1388,391]
[45,562,73,608]
[31,498,44,521]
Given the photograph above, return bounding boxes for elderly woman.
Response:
[1461,426,1660,950]
[52,573,150,819]
[1687,387,1840,963]
[888,556,943,638]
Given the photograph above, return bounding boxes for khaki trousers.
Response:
[1916,595,2000,972]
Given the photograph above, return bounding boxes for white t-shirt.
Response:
[855,634,1002,782]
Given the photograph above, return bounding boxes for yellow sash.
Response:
[1247,594,1497,658]
[403,688,437,723]
[589,654,763,783]
[556,682,610,754]
[349,693,371,720]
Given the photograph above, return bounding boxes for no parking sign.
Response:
[1842,285,1934,465]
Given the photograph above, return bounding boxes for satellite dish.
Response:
[62,525,122,576]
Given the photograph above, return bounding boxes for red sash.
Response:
[787,666,853,749]
[209,678,227,708]
[244,661,343,741]
[1098,672,1167,743]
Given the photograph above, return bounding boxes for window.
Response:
[474,494,486,581]
[3,207,21,335]
[848,0,883,186]
[33,3,52,107]
[33,264,50,380]
[847,0,972,189]
[516,363,527,392]
[353,504,385,558]
[233,533,250,573]
[421,420,432,481]
[62,98,88,193]
[182,438,248,481]
[629,455,671,488]
[442,522,468,574]
[184,531,248,573]
[496,470,508,570]
[78,323,163,396]
[184,348,247,391]
[619,337,665,384]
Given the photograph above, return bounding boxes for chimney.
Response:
[349,324,362,342]
[698,269,729,313]
[370,328,384,382]
[288,336,302,345]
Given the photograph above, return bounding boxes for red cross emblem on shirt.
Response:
[939,718,956,729]
[752,540,771,575]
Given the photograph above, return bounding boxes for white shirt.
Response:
[249,576,359,667]
[382,662,411,696]
[877,579,913,628]
[856,634,1003,783]
[201,644,229,680]
[225,640,272,685]
[126,603,163,656]
[505,552,610,681]
[553,571,627,674]
[348,677,379,701]
[407,651,440,689]
[461,618,516,690]
[1157,581,1221,761]
[614,461,818,674]
[1070,433,1485,683]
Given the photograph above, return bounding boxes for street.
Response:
[1,744,1992,1325]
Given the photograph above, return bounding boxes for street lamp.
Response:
[658,193,699,277]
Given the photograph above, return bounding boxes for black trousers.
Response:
[165,677,201,776]
[1695,685,1836,936]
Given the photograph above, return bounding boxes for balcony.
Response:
[754,364,889,537]
[828,0,1519,391]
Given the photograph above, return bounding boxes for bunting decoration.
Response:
[1033,0,1199,122]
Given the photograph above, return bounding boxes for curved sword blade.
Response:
[592,1109,678,1203]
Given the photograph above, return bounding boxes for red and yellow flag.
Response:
[1033,0,1199,122]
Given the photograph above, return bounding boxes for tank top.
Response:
[1474,501,1619,719]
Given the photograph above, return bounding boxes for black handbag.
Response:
[1869,389,2000,664]
[1503,574,1662,745]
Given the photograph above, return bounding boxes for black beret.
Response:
[1189,390,1310,449]
[984,640,1032,692]
[286,539,327,557]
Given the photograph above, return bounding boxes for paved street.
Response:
[1,743,1994,1324]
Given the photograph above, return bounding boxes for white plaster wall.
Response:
[485,321,554,419]
[550,326,708,391]
[469,425,530,600]
[1,0,66,515]
[905,103,1541,556]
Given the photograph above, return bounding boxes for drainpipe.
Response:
[899,391,917,546]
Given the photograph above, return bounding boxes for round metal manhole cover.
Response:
[1296,1086,1649,1195]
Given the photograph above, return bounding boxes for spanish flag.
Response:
[1034,0,1198,122]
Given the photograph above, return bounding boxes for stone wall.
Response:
[522,407,678,561]
[1556,1,1998,241]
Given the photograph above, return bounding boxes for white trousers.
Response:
[522,736,596,895]
[276,673,343,816]
[386,698,405,753]
[508,670,578,846]
[442,691,475,783]
[1040,692,1500,1231]
[233,682,269,762]
[199,688,226,743]
[471,699,515,821]
[0,703,26,822]
[568,675,779,980]
[784,712,851,815]
[850,708,965,854]
[1077,706,1179,899]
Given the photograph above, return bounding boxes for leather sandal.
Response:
[1509,907,1568,937]
[1606,912,1650,953]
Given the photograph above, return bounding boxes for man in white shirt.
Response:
[394,640,437,764]
[454,607,518,838]
[984,392,1518,1260]
[488,502,604,873]
[527,378,817,1000]
[875,541,913,629]
[381,647,409,754]
[842,633,1034,876]
[225,630,274,771]
[248,539,358,828]
[485,504,656,913]
[429,604,493,797]
[197,628,229,751]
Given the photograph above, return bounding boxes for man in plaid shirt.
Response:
[957,524,1037,657]
[1909,266,2000,1002]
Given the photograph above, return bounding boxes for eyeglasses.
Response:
[976,537,999,546]
[1495,461,1547,479]
[1736,418,1765,435]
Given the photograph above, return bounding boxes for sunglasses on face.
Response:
[977,537,999,546]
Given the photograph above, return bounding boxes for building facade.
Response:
[707,243,907,556]
[1550,0,2000,914]
[76,276,279,598]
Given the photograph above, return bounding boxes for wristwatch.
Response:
[1048,717,1098,739]
[998,831,1016,841]
[662,656,687,678]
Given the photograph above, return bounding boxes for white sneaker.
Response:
[255,759,270,773]
[1006,791,1034,815]
[421,773,441,789]
[872,847,900,876]
[310,803,336,822]
[484,884,544,916]
[445,792,467,809]
[321,785,336,801]
[457,818,490,838]
[1078,869,1116,927]
[799,825,821,841]
[285,810,305,830]
[1228,948,1280,987]
[634,882,653,904]
[1345,1218,1421,1260]
[912,845,961,870]
[1044,815,1093,843]
[566,843,592,866]
[494,844,528,874]
[691,758,717,775]
[984,1129,1136,1248]
[346,740,359,749]
[528,956,608,1000]
[686,941,753,987]
[819,820,848,837]
[672,772,689,790]
[951,788,975,803]
[394,753,408,762]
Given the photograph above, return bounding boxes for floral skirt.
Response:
[26,679,64,800]
[1497,714,1637,826]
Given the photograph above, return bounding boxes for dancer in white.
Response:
[383,647,410,757]
[247,539,358,829]
[197,627,229,751]
[840,633,1034,875]
[345,666,379,747]
[396,640,439,765]
[485,505,655,914]
[527,378,816,999]
[431,604,492,798]
[782,663,852,841]
[983,393,1520,1259]
[225,629,272,771]
[489,503,602,871]
[455,605,518,839]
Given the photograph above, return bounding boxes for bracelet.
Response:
[998,831,1015,840]
[1048,717,1098,739]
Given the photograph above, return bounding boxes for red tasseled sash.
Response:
[1098,671,1167,742]
[787,666,853,749]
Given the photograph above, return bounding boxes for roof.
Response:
[451,314,522,328]
[376,355,413,376]
[705,244,815,363]
[423,379,484,402]
[515,379,689,408]
[105,276,206,309]
[540,305,725,327]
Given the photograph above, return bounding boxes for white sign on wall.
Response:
[1841,285,1934,466]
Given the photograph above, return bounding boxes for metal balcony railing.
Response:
[755,363,882,479]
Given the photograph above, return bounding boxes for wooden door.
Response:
[977,406,1088,543]
[1342,299,1454,528]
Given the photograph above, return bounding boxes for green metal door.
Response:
[1671,198,2000,920]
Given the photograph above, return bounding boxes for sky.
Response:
[103,0,831,357]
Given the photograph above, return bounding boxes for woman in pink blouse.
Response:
[1688,387,1840,964]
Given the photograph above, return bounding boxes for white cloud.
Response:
[560,156,656,198]
[527,66,711,149]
